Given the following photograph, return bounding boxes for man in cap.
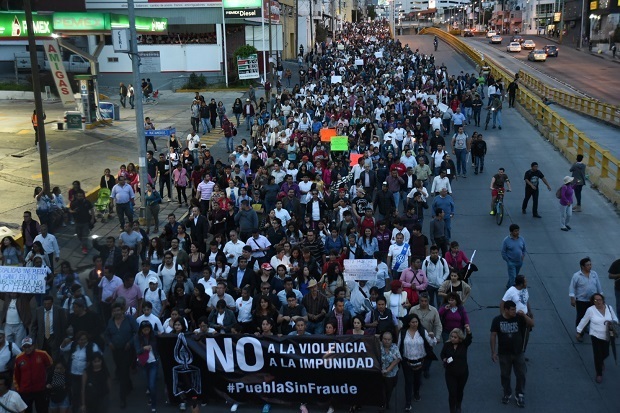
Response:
[302,279,329,334]
[30,295,67,362]
[13,337,52,413]
[143,276,168,319]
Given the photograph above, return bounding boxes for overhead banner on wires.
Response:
[158,333,383,406]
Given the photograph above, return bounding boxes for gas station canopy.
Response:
[0,11,168,37]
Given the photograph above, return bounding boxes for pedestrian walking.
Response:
[128,84,134,109]
[521,162,551,218]
[490,300,534,408]
[440,325,472,413]
[69,191,95,254]
[569,257,604,328]
[451,126,470,178]
[507,79,518,108]
[569,154,586,212]
[13,337,53,413]
[576,293,618,383]
[608,259,620,319]
[559,176,574,231]
[222,116,235,153]
[119,82,127,108]
[31,109,45,147]
[144,117,157,152]
[110,175,135,228]
[501,224,526,289]
[501,275,533,353]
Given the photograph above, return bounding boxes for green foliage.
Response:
[315,24,327,43]
[182,73,207,89]
[368,5,376,20]
[0,82,32,91]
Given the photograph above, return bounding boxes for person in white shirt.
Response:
[235,287,254,329]
[430,170,452,195]
[157,252,183,294]
[136,301,165,334]
[0,375,27,413]
[400,149,418,170]
[186,132,200,166]
[391,221,411,244]
[33,224,60,272]
[431,144,448,176]
[274,201,292,225]
[387,233,412,278]
[198,267,218,295]
[430,113,444,134]
[135,261,156,293]
[223,231,246,267]
[246,231,271,260]
[0,331,20,374]
[271,164,286,185]
[142,276,168,319]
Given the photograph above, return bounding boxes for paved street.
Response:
[0,33,619,413]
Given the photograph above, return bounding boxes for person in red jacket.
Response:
[13,337,52,413]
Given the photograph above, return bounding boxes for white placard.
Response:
[374,51,383,58]
[0,266,47,293]
[331,75,342,84]
[343,259,378,282]
[437,102,449,113]
[355,59,364,66]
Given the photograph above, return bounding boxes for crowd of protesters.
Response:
[5,17,616,413]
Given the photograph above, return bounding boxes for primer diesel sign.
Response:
[0,13,52,37]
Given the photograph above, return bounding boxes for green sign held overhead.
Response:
[331,136,349,151]
[223,0,262,8]
[0,12,53,37]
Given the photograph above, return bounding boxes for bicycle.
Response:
[143,90,160,105]
[492,188,510,225]
[485,107,495,130]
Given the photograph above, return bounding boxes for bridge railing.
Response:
[420,27,620,206]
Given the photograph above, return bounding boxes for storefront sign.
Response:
[0,266,47,293]
[53,12,108,31]
[110,14,168,32]
[158,334,382,406]
[237,53,259,80]
[145,127,176,136]
[43,40,75,107]
[225,8,262,18]
[0,12,53,37]
[343,259,378,281]
[224,0,262,7]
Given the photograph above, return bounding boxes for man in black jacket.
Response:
[227,257,256,299]
[374,182,396,220]
[185,206,210,252]
[93,236,122,272]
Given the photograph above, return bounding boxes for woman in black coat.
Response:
[440,325,473,413]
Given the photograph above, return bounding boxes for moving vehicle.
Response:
[463,29,475,37]
[486,30,497,38]
[528,50,547,62]
[511,35,524,44]
[522,40,536,50]
[543,45,559,57]
[507,42,522,52]
[15,52,90,73]
[490,35,503,44]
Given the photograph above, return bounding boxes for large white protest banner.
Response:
[343,259,377,281]
[0,266,47,293]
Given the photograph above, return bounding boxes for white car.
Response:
[528,49,547,62]
[487,30,497,38]
[522,40,536,50]
[507,42,522,52]
[490,35,503,44]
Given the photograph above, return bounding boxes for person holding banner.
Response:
[399,313,438,409]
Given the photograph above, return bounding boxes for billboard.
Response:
[0,12,53,37]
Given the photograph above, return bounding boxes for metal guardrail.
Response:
[516,70,620,127]
[420,27,620,204]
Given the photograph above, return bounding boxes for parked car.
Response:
[543,45,559,56]
[486,30,497,38]
[490,35,503,44]
[511,35,525,44]
[528,49,547,62]
[507,42,522,52]
[522,40,536,50]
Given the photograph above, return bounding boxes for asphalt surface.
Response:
[458,34,620,161]
[461,34,620,106]
[1,33,620,413]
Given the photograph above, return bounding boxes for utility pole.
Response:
[295,0,299,61]
[24,0,50,191]
[127,0,148,214]
[268,2,273,82]
[578,0,585,48]
[309,0,314,53]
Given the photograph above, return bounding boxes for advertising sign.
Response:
[224,0,261,7]
[237,53,260,80]
[0,12,53,37]
[85,0,222,8]
[225,8,262,18]
[158,334,382,406]
[343,259,378,281]
[43,40,75,107]
[145,127,176,136]
[0,266,48,293]
[53,12,108,31]
[263,0,280,23]
[138,51,161,73]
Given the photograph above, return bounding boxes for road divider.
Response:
[420,27,620,206]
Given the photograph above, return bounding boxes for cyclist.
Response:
[490,168,512,215]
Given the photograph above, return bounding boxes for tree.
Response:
[368,5,377,20]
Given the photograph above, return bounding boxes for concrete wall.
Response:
[0,91,47,100]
